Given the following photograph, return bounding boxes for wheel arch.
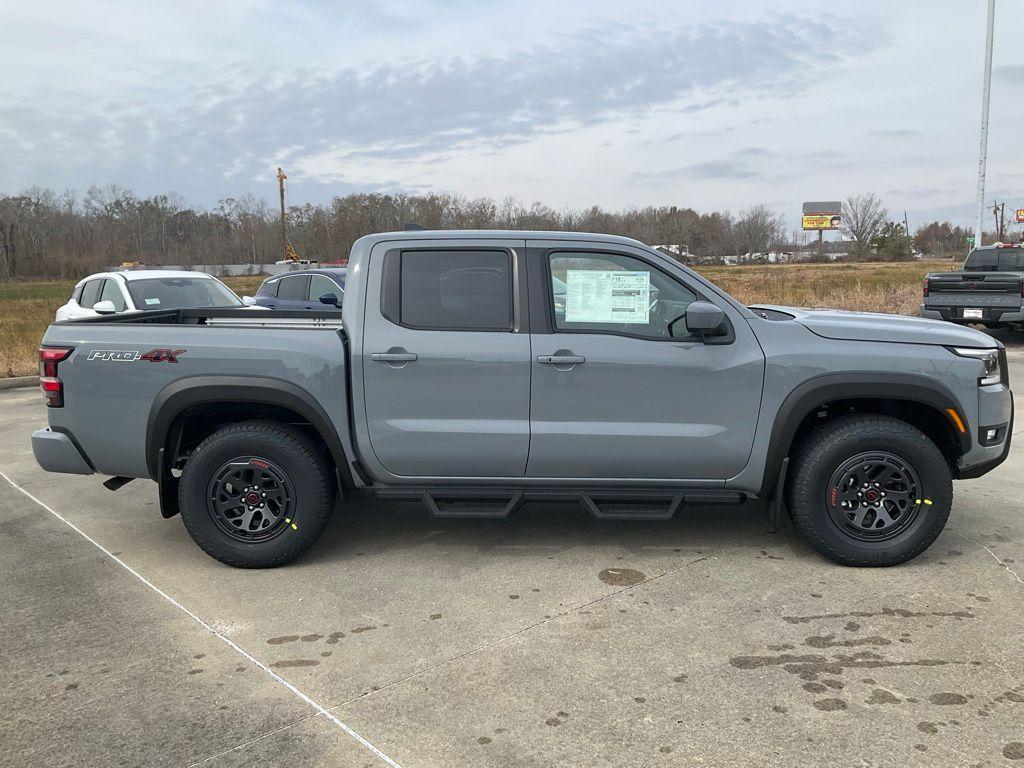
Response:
[761,373,971,500]
[147,376,355,516]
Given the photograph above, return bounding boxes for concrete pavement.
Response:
[1,334,1022,767]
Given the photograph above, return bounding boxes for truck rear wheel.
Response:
[178,421,333,568]
[786,414,952,566]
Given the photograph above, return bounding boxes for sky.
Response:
[2,0,1023,234]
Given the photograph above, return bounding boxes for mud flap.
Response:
[769,457,790,531]
[156,447,180,519]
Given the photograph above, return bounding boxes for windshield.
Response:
[964,247,1024,272]
[126,277,243,310]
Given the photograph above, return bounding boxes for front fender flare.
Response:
[759,372,971,499]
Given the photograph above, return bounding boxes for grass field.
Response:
[0,263,951,377]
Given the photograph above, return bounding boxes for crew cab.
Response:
[922,243,1024,330]
[33,231,1013,568]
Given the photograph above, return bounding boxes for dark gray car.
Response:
[32,230,1013,569]
[250,268,346,310]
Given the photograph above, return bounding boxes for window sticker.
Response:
[145,297,161,305]
[564,270,650,324]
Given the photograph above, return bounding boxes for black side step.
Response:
[372,486,746,521]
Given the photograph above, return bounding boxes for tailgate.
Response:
[925,272,1022,308]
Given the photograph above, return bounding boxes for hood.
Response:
[750,305,1000,349]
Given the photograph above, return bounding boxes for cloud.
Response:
[0,12,883,201]
[869,128,922,138]
[995,64,1024,85]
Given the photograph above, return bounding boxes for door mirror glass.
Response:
[93,300,117,315]
[319,293,340,307]
[670,300,725,338]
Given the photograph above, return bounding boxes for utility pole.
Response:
[974,0,996,248]
[277,167,288,263]
[992,201,1006,241]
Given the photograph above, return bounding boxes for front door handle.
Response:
[537,354,585,365]
[371,352,418,362]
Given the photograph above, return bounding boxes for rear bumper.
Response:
[921,304,1024,325]
[31,429,94,475]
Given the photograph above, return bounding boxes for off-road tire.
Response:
[179,421,333,568]
[787,414,952,567]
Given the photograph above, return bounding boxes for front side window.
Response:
[549,252,697,339]
[99,278,127,311]
[126,277,243,309]
[398,250,512,330]
[308,274,340,301]
[257,279,278,297]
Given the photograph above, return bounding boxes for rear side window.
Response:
[277,275,309,301]
[99,279,127,311]
[393,250,512,331]
[79,279,103,309]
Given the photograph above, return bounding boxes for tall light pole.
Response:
[974,0,996,248]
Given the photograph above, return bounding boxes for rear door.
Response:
[525,240,765,480]
[274,275,309,310]
[360,239,531,478]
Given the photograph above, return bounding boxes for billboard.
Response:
[802,213,842,230]
[1016,209,1024,224]
[802,201,842,231]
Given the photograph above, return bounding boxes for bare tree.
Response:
[734,205,785,260]
[841,193,888,258]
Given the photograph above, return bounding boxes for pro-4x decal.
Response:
[87,349,186,363]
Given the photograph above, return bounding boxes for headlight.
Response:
[951,347,1002,386]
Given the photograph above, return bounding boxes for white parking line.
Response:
[0,469,403,768]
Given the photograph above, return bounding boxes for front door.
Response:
[361,240,531,478]
[526,244,765,480]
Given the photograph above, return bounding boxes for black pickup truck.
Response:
[922,244,1024,330]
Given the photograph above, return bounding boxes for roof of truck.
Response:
[356,230,647,247]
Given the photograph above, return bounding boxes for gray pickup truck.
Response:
[922,243,1024,330]
[33,231,1013,568]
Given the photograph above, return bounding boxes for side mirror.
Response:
[241,295,256,306]
[319,293,341,307]
[93,300,117,315]
[668,301,725,338]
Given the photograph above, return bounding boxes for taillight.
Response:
[922,279,929,298]
[39,347,72,407]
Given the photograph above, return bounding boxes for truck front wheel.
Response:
[786,414,952,566]
[178,421,334,568]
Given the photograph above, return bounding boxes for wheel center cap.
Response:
[865,489,879,502]
[245,492,261,505]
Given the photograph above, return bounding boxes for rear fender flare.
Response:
[145,375,354,489]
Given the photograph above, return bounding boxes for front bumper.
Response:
[31,429,94,475]
[958,384,1013,479]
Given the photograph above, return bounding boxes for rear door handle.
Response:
[537,355,585,365]
[371,352,418,362]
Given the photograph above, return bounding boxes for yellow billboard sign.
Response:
[802,214,841,230]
